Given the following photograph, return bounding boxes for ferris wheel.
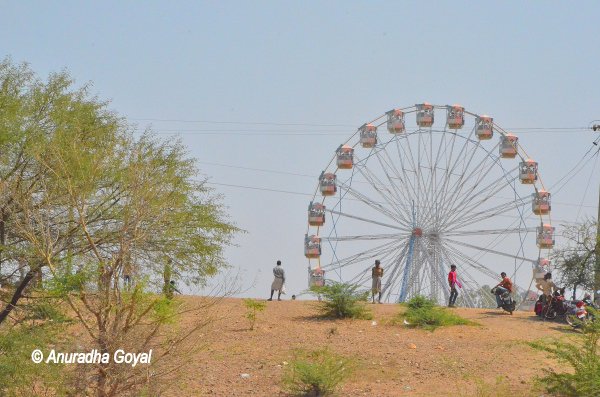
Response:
[304,103,555,307]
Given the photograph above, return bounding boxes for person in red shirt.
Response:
[448,265,460,307]
[494,272,513,308]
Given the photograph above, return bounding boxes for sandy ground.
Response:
[169,297,570,397]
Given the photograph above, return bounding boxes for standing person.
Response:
[163,262,173,299]
[268,260,285,301]
[448,265,461,307]
[493,272,513,308]
[537,272,557,305]
[123,260,133,290]
[371,260,383,304]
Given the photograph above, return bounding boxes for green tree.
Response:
[243,298,266,330]
[552,219,597,299]
[0,59,239,396]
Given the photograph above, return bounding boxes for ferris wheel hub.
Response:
[412,227,423,237]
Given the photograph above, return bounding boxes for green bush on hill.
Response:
[310,282,372,320]
[399,295,475,331]
[282,348,354,396]
[529,307,600,396]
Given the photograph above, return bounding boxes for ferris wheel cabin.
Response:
[360,124,378,148]
[336,145,354,169]
[499,133,518,158]
[304,234,322,258]
[519,159,538,184]
[446,105,465,129]
[536,224,555,249]
[308,202,326,226]
[308,267,325,287]
[476,115,493,140]
[319,171,337,196]
[532,190,551,215]
[386,109,405,134]
[416,103,434,127]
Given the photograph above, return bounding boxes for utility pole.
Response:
[592,122,600,304]
[596,184,600,304]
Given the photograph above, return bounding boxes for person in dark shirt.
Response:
[371,260,383,304]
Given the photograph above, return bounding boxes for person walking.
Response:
[371,260,383,303]
[448,264,462,307]
[268,260,285,301]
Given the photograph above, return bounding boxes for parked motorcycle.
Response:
[543,289,570,320]
[491,287,516,315]
[564,300,590,328]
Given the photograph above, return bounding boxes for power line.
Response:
[133,127,590,136]
[206,182,311,197]
[200,160,599,209]
[130,118,355,128]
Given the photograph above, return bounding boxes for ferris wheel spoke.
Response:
[445,196,530,231]
[402,132,429,216]
[441,165,519,229]
[346,242,406,289]
[439,241,499,281]
[437,148,495,222]
[359,152,413,225]
[338,181,406,225]
[393,135,420,207]
[443,238,535,266]
[373,146,417,222]
[443,182,522,233]
[441,226,536,237]
[352,160,412,224]
[437,244,478,307]
[434,131,477,221]
[323,233,406,242]
[323,239,402,272]
[326,209,410,231]
[381,245,410,301]
[415,130,438,228]
[436,140,501,223]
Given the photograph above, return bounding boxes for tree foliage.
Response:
[552,219,598,298]
[530,308,600,396]
[0,58,239,396]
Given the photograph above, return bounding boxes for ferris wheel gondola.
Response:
[304,103,554,307]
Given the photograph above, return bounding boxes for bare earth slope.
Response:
[172,298,566,396]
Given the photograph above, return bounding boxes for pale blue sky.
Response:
[2,1,600,298]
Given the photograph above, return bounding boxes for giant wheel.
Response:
[305,104,554,307]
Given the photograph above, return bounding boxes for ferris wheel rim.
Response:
[305,104,552,306]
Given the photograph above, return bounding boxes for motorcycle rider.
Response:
[538,272,558,305]
[582,292,597,309]
[493,272,513,308]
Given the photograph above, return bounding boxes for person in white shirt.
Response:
[268,260,285,301]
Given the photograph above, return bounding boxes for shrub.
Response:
[310,282,372,320]
[406,295,435,310]
[282,348,354,396]
[0,323,68,396]
[400,296,474,331]
[243,298,266,330]
[529,307,600,396]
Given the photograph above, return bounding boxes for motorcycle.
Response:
[491,287,516,314]
[564,300,590,328]
[543,289,570,320]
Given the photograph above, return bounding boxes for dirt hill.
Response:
[171,297,567,396]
